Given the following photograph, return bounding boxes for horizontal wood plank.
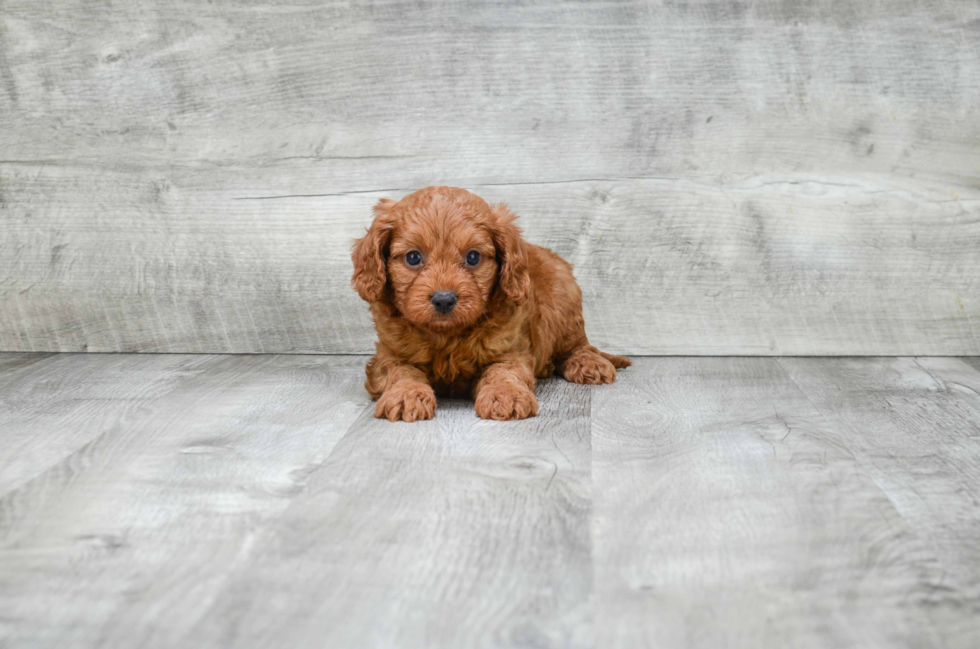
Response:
[1,0,979,354]
[1,171,977,355]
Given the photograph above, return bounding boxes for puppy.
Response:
[351,186,630,422]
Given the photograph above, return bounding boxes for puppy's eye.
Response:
[465,250,481,267]
[405,250,422,267]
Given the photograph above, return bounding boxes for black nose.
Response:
[430,290,458,314]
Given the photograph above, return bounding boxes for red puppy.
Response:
[351,186,630,422]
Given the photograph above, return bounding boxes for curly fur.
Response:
[351,186,630,421]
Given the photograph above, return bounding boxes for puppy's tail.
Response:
[599,351,631,369]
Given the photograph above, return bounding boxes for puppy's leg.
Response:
[473,354,539,421]
[368,361,437,423]
[557,345,629,385]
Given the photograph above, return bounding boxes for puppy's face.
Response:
[387,208,498,333]
[352,186,530,334]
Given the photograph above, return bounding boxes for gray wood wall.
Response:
[1,0,978,355]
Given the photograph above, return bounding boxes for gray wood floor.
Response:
[1,354,979,648]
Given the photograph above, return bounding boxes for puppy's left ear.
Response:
[489,203,531,305]
[351,198,397,303]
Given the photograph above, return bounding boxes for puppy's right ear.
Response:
[351,198,397,302]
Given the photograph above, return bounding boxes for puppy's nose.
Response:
[430,290,458,314]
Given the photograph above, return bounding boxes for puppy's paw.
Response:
[562,350,617,384]
[375,382,437,422]
[600,352,632,369]
[475,383,539,421]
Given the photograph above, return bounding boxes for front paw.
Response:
[375,383,437,422]
[475,383,539,420]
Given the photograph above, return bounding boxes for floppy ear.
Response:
[488,203,531,306]
[351,198,397,303]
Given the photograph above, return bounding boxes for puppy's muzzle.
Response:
[430,290,458,314]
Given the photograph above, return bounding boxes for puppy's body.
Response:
[368,243,592,393]
[352,186,629,421]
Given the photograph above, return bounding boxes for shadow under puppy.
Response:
[352,186,630,422]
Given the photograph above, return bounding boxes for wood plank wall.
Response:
[1,0,978,354]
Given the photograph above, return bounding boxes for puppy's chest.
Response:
[397,316,525,390]
[416,337,501,393]
[424,346,483,387]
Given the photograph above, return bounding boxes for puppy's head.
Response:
[351,186,530,333]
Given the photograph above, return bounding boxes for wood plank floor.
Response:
[1,354,978,648]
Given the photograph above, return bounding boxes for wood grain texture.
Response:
[778,356,980,644]
[1,1,979,354]
[187,378,593,648]
[592,357,979,648]
[2,354,980,646]
[0,352,220,496]
[0,354,371,648]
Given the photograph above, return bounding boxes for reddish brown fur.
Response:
[351,186,630,421]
